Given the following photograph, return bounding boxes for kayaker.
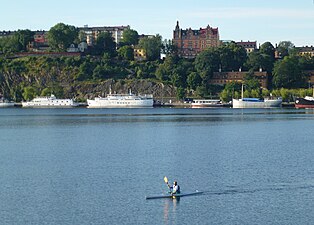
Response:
[169,181,181,194]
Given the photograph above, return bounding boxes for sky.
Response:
[1,0,314,46]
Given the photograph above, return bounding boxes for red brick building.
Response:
[173,21,220,58]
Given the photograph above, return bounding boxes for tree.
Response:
[161,39,178,56]
[218,42,247,71]
[176,87,185,100]
[75,60,94,81]
[272,55,307,88]
[299,54,314,70]
[260,42,275,61]
[194,47,220,82]
[138,34,162,61]
[93,32,116,56]
[259,41,276,72]
[22,86,38,101]
[155,55,178,81]
[0,35,20,53]
[117,45,134,60]
[277,41,295,58]
[47,23,78,51]
[245,51,274,73]
[187,72,202,90]
[122,29,139,46]
[243,71,261,90]
[14,29,35,51]
[220,81,242,101]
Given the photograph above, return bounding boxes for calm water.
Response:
[0,108,313,225]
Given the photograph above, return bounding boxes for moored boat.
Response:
[87,90,153,108]
[232,97,282,108]
[295,87,314,108]
[0,98,15,107]
[22,94,79,108]
[232,85,282,108]
[191,99,226,108]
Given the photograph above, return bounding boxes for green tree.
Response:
[93,32,116,56]
[194,47,220,82]
[187,72,202,90]
[277,41,295,58]
[138,34,162,61]
[161,39,178,57]
[272,55,306,88]
[0,35,20,53]
[22,86,38,100]
[47,23,78,51]
[118,45,134,60]
[243,71,260,90]
[260,42,275,61]
[41,87,53,96]
[245,52,273,73]
[195,85,208,97]
[155,55,178,81]
[299,54,314,70]
[176,87,185,100]
[218,42,247,71]
[75,60,94,81]
[122,29,139,46]
[220,81,242,101]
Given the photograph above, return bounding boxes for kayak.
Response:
[145,191,203,200]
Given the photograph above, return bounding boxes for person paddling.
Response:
[170,181,180,194]
[164,177,181,194]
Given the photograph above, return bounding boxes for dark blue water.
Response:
[0,108,313,224]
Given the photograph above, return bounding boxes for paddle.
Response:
[164,176,171,190]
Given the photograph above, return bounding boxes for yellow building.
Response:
[297,46,314,57]
[134,48,147,61]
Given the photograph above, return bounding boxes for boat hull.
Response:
[295,98,314,108]
[87,97,153,108]
[191,99,231,108]
[22,94,79,108]
[145,191,203,200]
[232,98,282,108]
[0,102,15,107]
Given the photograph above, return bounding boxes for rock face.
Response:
[67,79,177,102]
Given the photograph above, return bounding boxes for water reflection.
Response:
[163,197,180,224]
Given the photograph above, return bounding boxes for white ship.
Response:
[87,90,153,108]
[191,99,224,108]
[0,98,15,107]
[232,97,282,108]
[22,94,79,108]
[232,85,282,108]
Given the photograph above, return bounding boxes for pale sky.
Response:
[1,0,314,46]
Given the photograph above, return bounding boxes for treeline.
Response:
[1,23,314,102]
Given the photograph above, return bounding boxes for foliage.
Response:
[117,46,134,60]
[272,55,307,88]
[122,29,139,46]
[22,86,38,100]
[218,42,247,71]
[194,85,208,97]
[277,41,295,58]
[92,32,116,56]
[138,34,162,61]
[220,81,242,101]
[243,71,260,90]
[161,39,178,57]
[187,72,202,90]
[47,23,78,51]
[176,87,185,100]
[194,47,219,82]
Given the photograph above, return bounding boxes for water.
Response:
[0,108,313,224]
